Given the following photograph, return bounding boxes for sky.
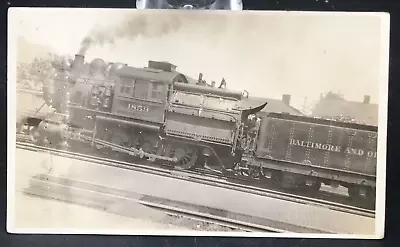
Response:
[10,8,389,110]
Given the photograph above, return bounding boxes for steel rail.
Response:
[15,139,375,219]
[132,200,286,232]
[22,175,291,233]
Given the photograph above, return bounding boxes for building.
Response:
[311,94,378,126]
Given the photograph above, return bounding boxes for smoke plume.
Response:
[77,13,182,55]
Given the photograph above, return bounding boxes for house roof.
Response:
[311,98,378,126]
[238,96,304,116]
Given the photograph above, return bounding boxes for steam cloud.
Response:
[78,13,182,55]
[77,12,228,56]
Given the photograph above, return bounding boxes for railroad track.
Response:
[15,136,376,219]
[23,174,292,233]
[139,201,283,232]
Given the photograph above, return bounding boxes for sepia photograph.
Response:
[7,8,389,238]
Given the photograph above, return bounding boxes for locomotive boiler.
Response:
[37,54,267,171]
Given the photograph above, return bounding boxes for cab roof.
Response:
[115,66,189,84]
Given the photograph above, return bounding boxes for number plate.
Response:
[127,103,149,112]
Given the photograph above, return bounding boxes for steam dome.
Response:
[90,58,106,74]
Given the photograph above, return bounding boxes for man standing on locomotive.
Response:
[245,114,260,153]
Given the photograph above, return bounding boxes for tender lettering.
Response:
[289,139,341,153]
[288,138,376,158]
[344,147,364,156]
[367,151,378,158]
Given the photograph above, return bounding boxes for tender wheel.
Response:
[280,173,299,189]
[348,186,359,199]
[270,170,282,184]
[348,185,374,202]
[273,172,305,190]
[302,180,322,193]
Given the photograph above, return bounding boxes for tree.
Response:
[320,91,345,101]
[16,52,69,90]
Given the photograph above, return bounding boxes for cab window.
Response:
[151,82,166,102]
[133,79,149,100]
[119,77,135,96]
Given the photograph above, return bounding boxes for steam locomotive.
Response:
[35,54,266,172]
[21,54,377,203]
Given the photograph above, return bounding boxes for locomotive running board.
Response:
[72,133,178,163]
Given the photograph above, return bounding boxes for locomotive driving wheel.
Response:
[108,131,130,158]
[139,140,164,162]
[165,144,199,170]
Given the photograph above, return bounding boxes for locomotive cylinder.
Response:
[37,120,69,143]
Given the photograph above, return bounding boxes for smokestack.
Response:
[363,95,371,104]
[282,94,291,105]
[211,81,216,87]
[72,54,85,71]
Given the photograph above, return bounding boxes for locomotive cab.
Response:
[111,64,189,124]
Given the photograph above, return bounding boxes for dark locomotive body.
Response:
[23,53,377,203]
[38,54,263,170]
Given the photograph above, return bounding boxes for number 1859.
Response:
[128,104,149,112]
